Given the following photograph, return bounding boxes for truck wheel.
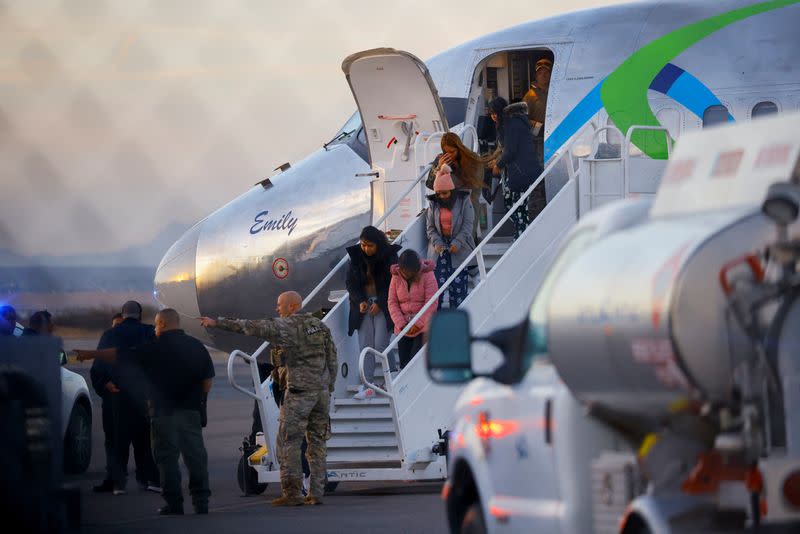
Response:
[324,481,339,494]
[461,503,487,534]
[63,403,91,474]
[237,455,268,495]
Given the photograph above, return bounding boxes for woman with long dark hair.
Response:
[345,226,401,399]
[427,132,485,236]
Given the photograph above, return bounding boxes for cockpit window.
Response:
[441,97,468,128]
[326,112,362,147]
[524,229,595,370]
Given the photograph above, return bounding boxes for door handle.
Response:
[355,171,379,177]
[544,398,552,445]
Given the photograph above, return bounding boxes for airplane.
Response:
[151,0,800,496]
[155,0,800,354]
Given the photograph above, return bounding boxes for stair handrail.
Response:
[227,341,274,459]
[589,126,625,158]
[301,162,433,309]
[358,123,593,397]
[357,347,392,397]
[584,125,625,211]
[303,125,479,309]
[453,123,480,153]
[414,131,445,174]
[622,125,672,197]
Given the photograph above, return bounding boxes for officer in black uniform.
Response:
[90,301,159,494]
[77,308,215,516]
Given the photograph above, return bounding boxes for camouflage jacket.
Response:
[270,347,287,392]
[522,83,548,132]
[216,313,337,392]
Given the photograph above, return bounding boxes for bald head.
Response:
[276,291,302,317]
[155,308,180,336]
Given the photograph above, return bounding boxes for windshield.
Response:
[326,112,362,147]
[525,229,596,370]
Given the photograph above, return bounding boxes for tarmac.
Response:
[63,339,447,533]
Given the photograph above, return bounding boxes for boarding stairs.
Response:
[227,122,672,487]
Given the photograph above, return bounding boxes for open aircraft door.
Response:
[343,48,448,233]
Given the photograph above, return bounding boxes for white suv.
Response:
[13,322,93,474]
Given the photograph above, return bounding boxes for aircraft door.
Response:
[342,48,448,233]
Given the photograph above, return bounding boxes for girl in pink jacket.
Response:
[388,249,439,369]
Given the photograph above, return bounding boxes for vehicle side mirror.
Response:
[484,320,528,386]
[763,182,800,227]
[59,350,68,366]
[427,310,474,384]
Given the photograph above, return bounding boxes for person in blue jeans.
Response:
[346,226,401,399]
[426,164,475,308]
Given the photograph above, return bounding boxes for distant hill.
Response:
[0,221,190,268]
[0,222,191,293]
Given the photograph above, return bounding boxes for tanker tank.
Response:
[545,113,800,422]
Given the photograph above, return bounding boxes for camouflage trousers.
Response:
[277,388,331,499]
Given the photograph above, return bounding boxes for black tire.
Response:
[63,403,91,474]
[461,503,487,534]
[237,455,268,495]
[324,481,339,495]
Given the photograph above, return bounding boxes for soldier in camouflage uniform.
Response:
[200,291,337,506]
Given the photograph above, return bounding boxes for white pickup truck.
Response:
[426,114,800,533]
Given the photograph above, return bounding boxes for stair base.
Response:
[254,458,447,484]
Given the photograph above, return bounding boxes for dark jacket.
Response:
[123,329,214,415]
[91,318,155,411]
[497,102,542,192]
[345,242,401,336]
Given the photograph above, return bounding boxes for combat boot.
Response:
[304,495,323,505]
[272,477,304,507]
[271,495,304,507]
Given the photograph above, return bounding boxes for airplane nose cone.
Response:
[153,221,212,343]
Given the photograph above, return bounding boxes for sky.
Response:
[0,0,620,259]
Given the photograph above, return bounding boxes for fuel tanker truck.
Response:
[426,112,800,534]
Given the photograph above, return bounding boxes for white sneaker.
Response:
[353,386,375,400]
[113,488,127,496]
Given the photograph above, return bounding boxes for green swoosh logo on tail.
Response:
[601,0,799,159]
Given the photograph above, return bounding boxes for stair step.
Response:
[328,434,398,448]
[326,460,402,469]
[480,242,512,256]
[326,448,401,463]
[331,420,396,433]
[331,406,394,420]
[334,397,391,406]
[346,384,389,393]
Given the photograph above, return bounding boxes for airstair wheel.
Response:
[237,454,268,495]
